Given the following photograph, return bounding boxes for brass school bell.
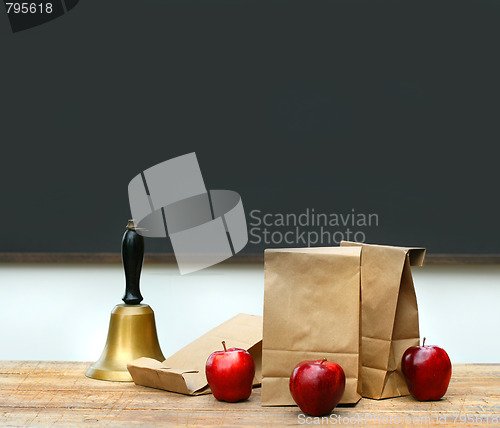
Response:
[85,220,165,381]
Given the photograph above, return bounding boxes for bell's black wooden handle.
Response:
[121,220,144,305]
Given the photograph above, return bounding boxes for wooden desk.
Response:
[0,361,498,426]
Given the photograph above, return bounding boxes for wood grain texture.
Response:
[0,361,499,426]
[1,253,499,265]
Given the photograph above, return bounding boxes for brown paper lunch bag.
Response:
[262,246,363,406]
[340,241,426,400]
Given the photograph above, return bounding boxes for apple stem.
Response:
[222,341,227,352]
[422,337,426,347]
[320,358,327,365]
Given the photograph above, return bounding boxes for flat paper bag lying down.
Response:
[128,313,263,395]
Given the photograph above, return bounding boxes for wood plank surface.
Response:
[0,361,499,427]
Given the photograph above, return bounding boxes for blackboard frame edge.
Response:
[1,253,500,266]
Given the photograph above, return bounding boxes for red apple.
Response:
[289,358,345,416]
[205,341,255,402]
[402,337,452,401]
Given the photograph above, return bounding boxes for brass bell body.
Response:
[85,304,165,381]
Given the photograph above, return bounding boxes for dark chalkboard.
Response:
[1,0,499,255]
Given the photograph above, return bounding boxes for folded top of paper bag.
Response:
[341,241,426,266]
[127,313,263,395]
